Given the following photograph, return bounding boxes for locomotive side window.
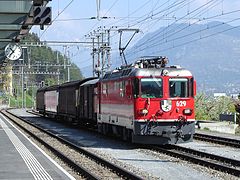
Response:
[169,78,188,97]
[189,77,194,97]
[141,78,163,98]
[102,83,108,95]
[120,81,125,97]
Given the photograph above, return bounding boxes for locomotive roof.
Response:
[101,56,192,81]
[101,66,192,81]
[132,67,192,77]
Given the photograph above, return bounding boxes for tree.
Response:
[17,33,83,85]
[195,93,236,120]
[3,33,84,108]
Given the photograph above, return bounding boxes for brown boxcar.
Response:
[58,78,97,121]
[36,87,47,114]
[44,85,59,117]
[79,78,98,126]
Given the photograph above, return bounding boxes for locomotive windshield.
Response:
[141,78,163,98]
[169,78,188,97]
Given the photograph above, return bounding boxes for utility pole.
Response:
[63,46,66,70]
[21,49,24,108]
[97,34,100,77]
[86,28,111,77]
[101,32,104,76]
[17,81,19,108]
[107,29,111,72]
[21,64,24,108]
[24,80,27,108]
[28,47,31,69]
[67,50,70,82]
[92,37,95,77]
[96,0,101,20]
[57,51,60,84]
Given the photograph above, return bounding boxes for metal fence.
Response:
[219,113,237,124]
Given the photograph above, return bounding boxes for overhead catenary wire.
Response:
[134,0,221,50]
[134,9,240,52]
[107,1,221,63]
[152,23,240,54]
[132,3,223,52]
[108,0,225,64]
[124,22,240,61]
[34,0,240,76]
[88,1,238,65]
[40,0,75,38]
[105,0,190,48]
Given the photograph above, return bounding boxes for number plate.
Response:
[176,101,187,107]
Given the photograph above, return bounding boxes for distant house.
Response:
[213,93,226,98]
[231,94,239,99]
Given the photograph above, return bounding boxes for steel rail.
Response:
[3,110,143,180]
[151,144,240,177]
[194,133,240,148]
[1,110,98,179]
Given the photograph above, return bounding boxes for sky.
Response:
[31,0,240,77]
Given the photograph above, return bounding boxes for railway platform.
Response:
[0,113,75,180]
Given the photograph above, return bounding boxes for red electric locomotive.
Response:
[36,56,196,145]
[97,56,196,144]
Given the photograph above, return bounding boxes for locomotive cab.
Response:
[134,76,195,120]
[131,60,195,144]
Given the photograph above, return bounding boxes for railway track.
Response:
[1,110,143,180]
[194,133,240,148]
[151,144,240,177]
[19,109,240,177]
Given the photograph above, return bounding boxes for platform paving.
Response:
[0,113,75,180]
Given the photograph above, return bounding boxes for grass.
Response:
[203,127,210,131]
[1,94,35,108]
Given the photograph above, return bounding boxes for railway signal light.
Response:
[24,84,27,91]
[40,81,45,87]
[33,6,52,25]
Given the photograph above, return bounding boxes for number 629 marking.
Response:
[176,101,187,107]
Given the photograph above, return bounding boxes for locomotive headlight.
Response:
[162,69,169,76]
[140,109,148,115]
[183,108,192,115]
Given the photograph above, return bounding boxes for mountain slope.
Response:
[126,21,240,94]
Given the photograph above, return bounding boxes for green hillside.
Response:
[1,33,83,108]
[20,33,83,85]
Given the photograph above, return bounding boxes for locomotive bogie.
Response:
[132,121,195,144]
